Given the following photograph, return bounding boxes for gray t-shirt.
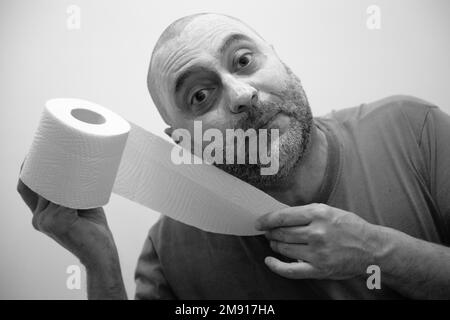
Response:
[134,95,450,299]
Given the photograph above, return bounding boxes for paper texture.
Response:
[21,98,287,235]
[21,99,131,209]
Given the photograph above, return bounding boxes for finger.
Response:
[78,207,104,216]
[265,226,310,244]
[78,207,107,225]
[32,202,67,234]
[264,256,322,279]
[31,198,53,230]
[48,204,77,226]
[17,179,39,212]
[269,241,312,261]
[256,205,315,231]
[35,196,50,214]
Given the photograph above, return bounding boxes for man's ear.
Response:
[165,127,181,144]
[164,127,174,137]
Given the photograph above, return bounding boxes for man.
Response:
[17,13,450,299]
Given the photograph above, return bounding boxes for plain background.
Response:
[1,0,449,299]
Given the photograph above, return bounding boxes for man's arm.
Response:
[85,250,127,300]
[373,224,450,299]
[419,106,450,245]
[377,105,450,298]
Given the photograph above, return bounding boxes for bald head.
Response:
[152,13,208,58]
[147,13,206,123]
[147,13,266,124]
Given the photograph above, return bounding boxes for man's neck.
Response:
[262,123,329,206]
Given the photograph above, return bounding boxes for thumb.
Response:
[264,256,322,279]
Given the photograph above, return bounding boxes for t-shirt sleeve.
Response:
[420,106,450,242]
[134,231,176,300]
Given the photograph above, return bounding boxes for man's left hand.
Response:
[256,203,383,280]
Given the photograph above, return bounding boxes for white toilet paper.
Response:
[21,98,287,235]
[21,99,131,209]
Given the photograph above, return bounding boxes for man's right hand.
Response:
[16,179,117,268]
[17,178,127,299]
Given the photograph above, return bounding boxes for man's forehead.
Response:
[158,15,261,59]
[180,14,257,40]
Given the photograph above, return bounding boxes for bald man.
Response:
[18,13,450,299]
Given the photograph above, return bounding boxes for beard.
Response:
[214,65,313,188]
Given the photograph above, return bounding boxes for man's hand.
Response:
[17,177,127,299]
[17,179,116,267]
[256,203,382,280]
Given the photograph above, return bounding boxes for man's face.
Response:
[149,14,313,187]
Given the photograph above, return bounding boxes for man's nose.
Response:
[223,76,257,114]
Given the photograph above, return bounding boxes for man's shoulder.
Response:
[149,215,180,239]
[325,95,436,123]
[321,95,437,140]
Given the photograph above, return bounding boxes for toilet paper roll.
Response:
[21,98,287,235]
[21,99,131,209]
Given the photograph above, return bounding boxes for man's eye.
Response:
[190,88,212,105]
[236,53,252,70]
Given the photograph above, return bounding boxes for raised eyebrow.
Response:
[218,33,253,56]
[175,69,193,93]
[174,66,211,93]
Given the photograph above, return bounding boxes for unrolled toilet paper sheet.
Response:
[21,98,287,236]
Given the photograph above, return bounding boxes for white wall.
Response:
[1,0,449,299]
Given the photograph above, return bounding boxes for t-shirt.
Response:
[134,95,450,299]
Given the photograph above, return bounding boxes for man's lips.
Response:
[254,111,282,130]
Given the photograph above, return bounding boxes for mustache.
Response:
[240,108,280,131]
[233,98,297,131]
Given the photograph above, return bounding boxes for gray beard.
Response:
[214,66,313,188]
